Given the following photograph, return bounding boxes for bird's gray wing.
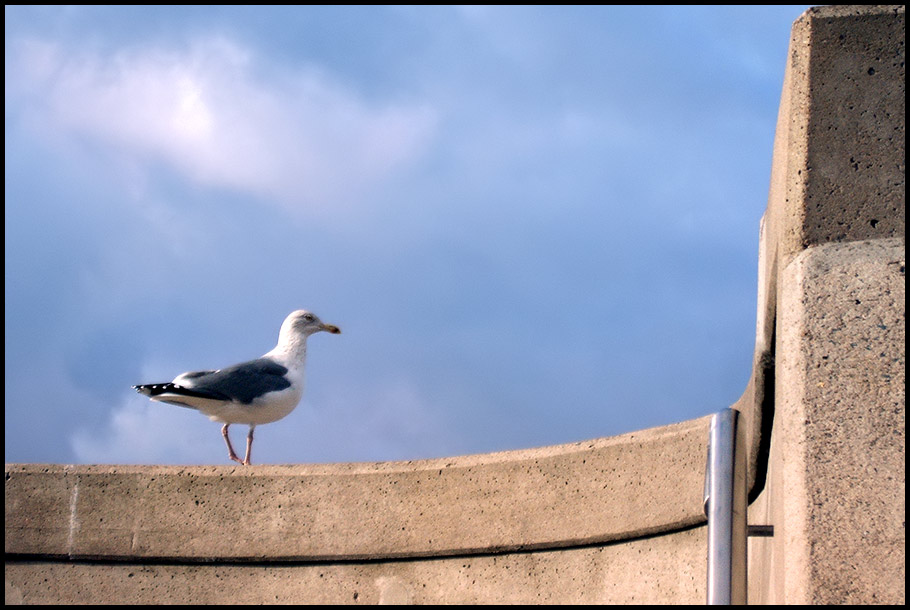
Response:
[179,358,291,405]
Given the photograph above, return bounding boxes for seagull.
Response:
[133,310,340,465]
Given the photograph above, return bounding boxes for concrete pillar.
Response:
[747,5,905,604]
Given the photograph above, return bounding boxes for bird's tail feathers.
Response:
[132,382,229,409]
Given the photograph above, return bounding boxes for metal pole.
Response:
[704,408,747,604]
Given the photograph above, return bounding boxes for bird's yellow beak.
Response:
[323,323,341,334]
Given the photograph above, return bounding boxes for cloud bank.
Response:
[7,36,436,219]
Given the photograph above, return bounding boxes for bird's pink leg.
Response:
[222,424,244,464]
[243,426,255,466]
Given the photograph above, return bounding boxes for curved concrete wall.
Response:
[6,418,711,603]
[5,417,710,562]
[6,5,904,604]
[5,530,708,604]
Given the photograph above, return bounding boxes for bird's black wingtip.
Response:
[132,384,154,396]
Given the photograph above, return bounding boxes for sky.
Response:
[5,5,811,466]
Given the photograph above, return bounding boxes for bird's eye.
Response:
[303,313,315,322]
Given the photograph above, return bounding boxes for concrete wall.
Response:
[5,5,904,605]
[746,5,905,605]
[6,420,711,604]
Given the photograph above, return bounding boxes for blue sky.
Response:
[5,5,810,465]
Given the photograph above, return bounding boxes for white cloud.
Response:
[70,356,218,464]
[71,392,215,464]
[6,36,437,220]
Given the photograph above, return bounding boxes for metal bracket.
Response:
[747,525,774,537]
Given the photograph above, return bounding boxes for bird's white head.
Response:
[283,310,341,338]
[271,310,341,361]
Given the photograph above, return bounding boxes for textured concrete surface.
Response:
[5,526,707,604]
[6,418,710,604]
[747,4,905,605]
[754,4,905,276]
[736,3,906,501]
[780,5,905,258]
[750,239,905,604]
[5,417,709,563]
